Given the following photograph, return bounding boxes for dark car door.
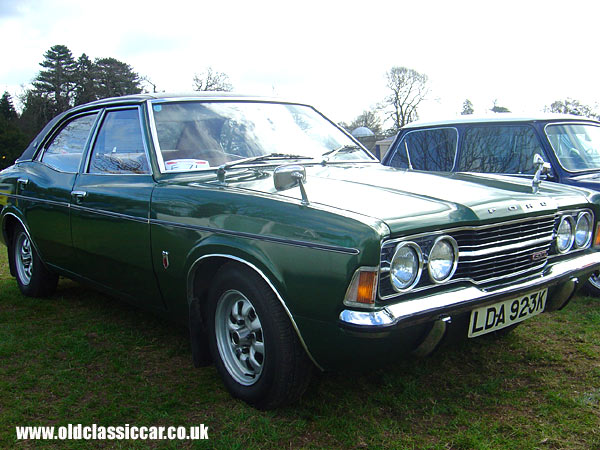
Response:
[19,112,99,272]
[70,106,164,309]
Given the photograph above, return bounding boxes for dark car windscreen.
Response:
[456,125,542,174]
[388,127,457,171]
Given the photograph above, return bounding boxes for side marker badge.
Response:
[162,251,169,269]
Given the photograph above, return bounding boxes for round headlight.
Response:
[428,236,458,283]
[575,211,593,248]
[390,242,422,292]
[556,215,575,253]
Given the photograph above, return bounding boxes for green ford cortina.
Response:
[1,94,600,408]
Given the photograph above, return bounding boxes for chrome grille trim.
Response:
[379,213,574,301]
[459,236,553,258]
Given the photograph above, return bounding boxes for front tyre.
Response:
[583,272,600,297]
[11,227,58,297]
[207,263,313,409]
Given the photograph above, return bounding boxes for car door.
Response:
[70,106,165,309]
[19,112,99,272]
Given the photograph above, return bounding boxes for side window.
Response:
[41,113,97,172]
[458,126,543,174]
[389,128,457,171]
[88,109,150,174]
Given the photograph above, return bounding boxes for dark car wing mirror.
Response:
[273,165,309,205]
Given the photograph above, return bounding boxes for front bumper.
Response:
[339,251,600,331]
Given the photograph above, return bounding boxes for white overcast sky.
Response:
[1,0,599,124]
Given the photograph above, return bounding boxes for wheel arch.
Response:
[2,211,32,277]
[186,252,324,371]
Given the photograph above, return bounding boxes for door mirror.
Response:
[273,165,309,205]
[273,165,306,191]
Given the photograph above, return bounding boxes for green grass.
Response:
[1,249,599,449]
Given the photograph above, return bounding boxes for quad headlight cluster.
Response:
[556,211,593,254]
[389,236,458,293]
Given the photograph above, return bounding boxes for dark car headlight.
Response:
[575,211,593,248]
[390,242,422,292]
[556,215,575,253]
[427,236,458,283]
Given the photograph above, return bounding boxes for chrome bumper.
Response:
[339,252,600,330]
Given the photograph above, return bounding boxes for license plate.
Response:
[468,288,547,338]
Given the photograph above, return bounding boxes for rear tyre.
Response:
[206,263,313,409]
[11,227,58,297]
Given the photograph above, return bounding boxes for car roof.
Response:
[79,92,291,108]
[401,113,600,130]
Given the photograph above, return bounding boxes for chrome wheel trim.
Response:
[589,272,600,290]
[15,232,33,285]
[215,289,265,386]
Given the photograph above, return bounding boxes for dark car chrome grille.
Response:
[452,216,555,283]
[379,215,557,299]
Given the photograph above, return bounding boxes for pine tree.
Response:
[74,53,98,105]
[461,99,474,115]
[32,44,77,114]
[94,57,142,99]
[0,92,18,120]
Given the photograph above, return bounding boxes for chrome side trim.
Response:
[70,204,150,224]
[340,251,600,329]
[3,193,70,208]
[1,193,360,255]
[188,253,324,371]
[150,218,360,255]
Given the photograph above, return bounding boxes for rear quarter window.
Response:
[389,128,457,171]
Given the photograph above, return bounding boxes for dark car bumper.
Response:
[339,251,600,331]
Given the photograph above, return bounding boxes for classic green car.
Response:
[1,94,600,409]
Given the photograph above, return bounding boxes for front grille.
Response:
[452,216,555,283]
[379,215,557,299]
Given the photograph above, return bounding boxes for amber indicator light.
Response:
[356,271,377,304]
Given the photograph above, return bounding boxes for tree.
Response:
[73,53,98,105]
[0,93,28,170]
[382,66,429,131]
[0,92,18,120]
[490,100,510,113]
[193,67,233,92]
[93,57,142,99]
[545,98,599,119]
[19,89,55,139]
[341,109,383,135]
[461,99,474,115]
[32,44,77,115]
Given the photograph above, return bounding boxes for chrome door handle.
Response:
[71,191,87,201]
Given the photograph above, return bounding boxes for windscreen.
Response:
[545,123,600,172]
[151,101,372,172]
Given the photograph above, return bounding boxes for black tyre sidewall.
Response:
[583,272,600,297]
[206,265,295,407]
[11,228,57,297]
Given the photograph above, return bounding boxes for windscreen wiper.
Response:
[321,144,362,163]
[216,153,313,182]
